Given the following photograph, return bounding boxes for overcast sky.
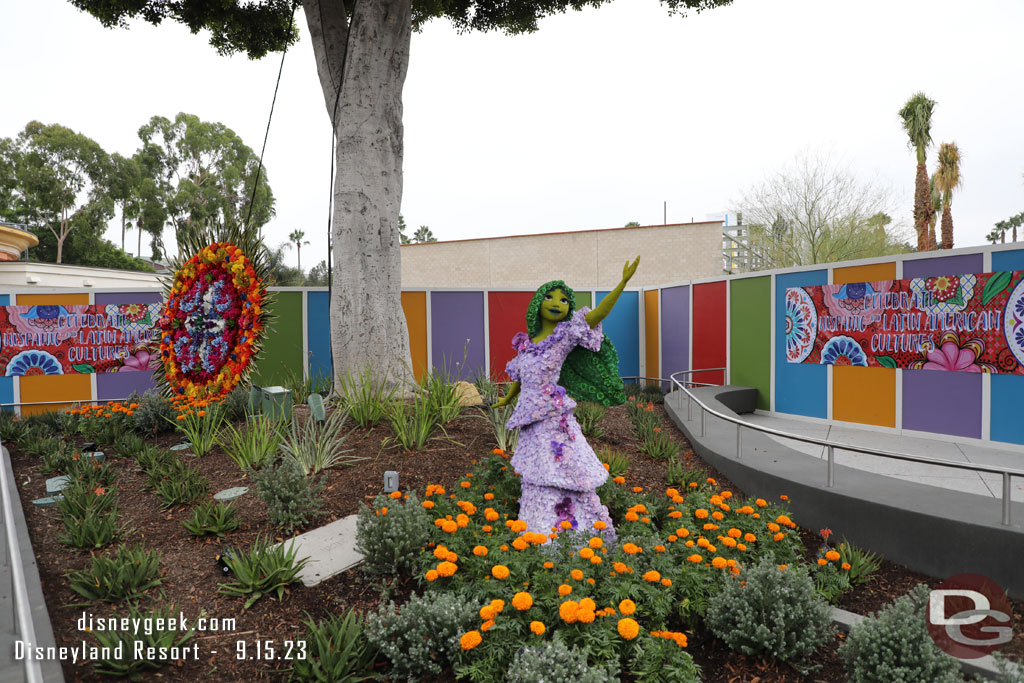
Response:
[3,0,1023,267]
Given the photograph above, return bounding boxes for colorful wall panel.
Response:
[488,291,534,382]
[253,291,304,387]
[644,290,659,383]
[660,286,689,387]
[730,277,771,410]
[992,249,1024,444]
[691,281,726,386]
[16,293,89,305]
[901,254,985,438]
[595,290,639,380]
[401,291,429,383]
[831,262,897,427]
[775,270,828,417]
[307,291,333,383]
[430,291,485,381]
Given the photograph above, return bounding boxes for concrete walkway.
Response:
[739,412,1024,503]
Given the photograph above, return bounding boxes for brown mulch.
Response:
[9,401,1023,682]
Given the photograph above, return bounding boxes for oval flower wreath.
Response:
[158,242,266,401]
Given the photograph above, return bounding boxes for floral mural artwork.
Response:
[785,287,817,363]
[158,241,267,401]
[0,304,161,375]
[789,269,1024,374]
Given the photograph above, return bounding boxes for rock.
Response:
[214,486,249,501]
[45,475,71,495]
[454,381,483,407]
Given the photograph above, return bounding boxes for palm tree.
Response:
[933,142,962,250]
[288,229,310,271]
[927,174,942,251]
[412,225,436,243]
[898,93,937,251]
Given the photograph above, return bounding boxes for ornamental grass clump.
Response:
[574,401,607,439]
[365,591,478,681]
[639,427,680,461]
[504,638,619,683]
[483,398,519,454]
[385,393,441,452]
[839,584,962,683]
[251,457,326,534]
[280,407,359,474]
[705,557,832,662]
[151,460,209,507]
[113,431,146,459]
[0,410,29,443]
[421,363,464,424]
[182,499,241,538]
[218,413,284,470]
[337,365,396,428]
[289,610,380,683]
[90,603,196,679]
[217,536,309,609]
[596,445,629,477]
[356,492,431,576]
[167,399,227,457]
[837,538,881,585]
[66,543,162,603]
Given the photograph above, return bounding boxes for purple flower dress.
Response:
[506,308,615,540]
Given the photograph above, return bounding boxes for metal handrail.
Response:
[0,437,45,682]
[669,369,1022,527]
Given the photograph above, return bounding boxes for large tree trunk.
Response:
[913,162,929,251]
[305,0,414,389]
[940,205,953,250]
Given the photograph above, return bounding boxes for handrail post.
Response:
[827,445,835,488]
[1003,473,1012,526]
[736,424,742,459]
[687,392,692,421]
[700,406,705,438]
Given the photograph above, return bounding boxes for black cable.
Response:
[244,4,296,235]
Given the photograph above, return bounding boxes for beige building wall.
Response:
[400,221,723,289]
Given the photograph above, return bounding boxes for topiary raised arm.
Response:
[585,256,639,328]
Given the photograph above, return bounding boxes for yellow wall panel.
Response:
[644,290,659,384]
[19,374,92,416]
[401,291,428,383]
[832,365,896,428]
[16,293,90,305]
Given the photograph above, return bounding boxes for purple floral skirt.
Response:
[519,482,616,542]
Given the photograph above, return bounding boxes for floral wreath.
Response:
[157,241,267,401]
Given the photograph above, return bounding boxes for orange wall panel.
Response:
[644,290,659,384]
[19,374,92,416]
[401,291,428,383]
[832,262,897,285]
[16,293,90,305]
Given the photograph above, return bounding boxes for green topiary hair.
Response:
[527,280,626,407]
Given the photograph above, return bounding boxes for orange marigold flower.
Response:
[778,564,788,571]
[422,500,435,509]
[530,621,546,635]
[624,511,640,522]
[825,550,841,562]
[613,562,629,573]
[654,545,666,553]
[711,511,724,521]
[570,569,584,581]
[622,543,642,555]
[666,487,680,498]
[446,552,458,563]
[437,561,458,577]
[643,570,661,583]
[694,509,709,519]
[490,599,505,613]
[560,520,572,530]
[389,490,403,499]
[688,482,698,488]
[481,619,495,632]
[676,527,690,538]
[711,557,728,569]
[512,592,533,611]
[817,558,828,566]
[484,492,494,500]
[460,630,482,650]
[492,448,504,455]
[661,578,673,587]
[579,548,595,560]
[767,522,781,533]
[612,476,626,485]
[617,618,640,640]
[558,583,573,596]
[618,598,636,615]
[543,561,554,569]
[593,520,607,530]
[727,528,742,538]
[668,511,683,519]
[737,543,747,551]
[744,533,757,543]
[512,538,529,551]
[491,565,510,580]
[589,537,603,549]
[500,544,509,551]
[780,494,789,500]
[441,520,458,533]
[482,525,492,533]
[577,608,596,623]
[590,555,602,565]
[480,605,497,621]
[425,569,439,582]
[706,477,717,485]
[460,481,471,488]
[842,562,852,570]
[773,532,785,542]
[559,600,580,623]
[687,554,703,563]
[473,545,488,557]
[755,498,767,507]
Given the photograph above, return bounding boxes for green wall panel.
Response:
[253,291,304,386]
[730,277,771,409]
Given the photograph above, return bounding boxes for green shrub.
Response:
[281,407,360,474]
[366,591,478,681]
[151,461,209,507]
[132,390,176,435]
[337,366,396,428]
[113,431,146,459]
[251,457,326,534]
[596,446,629,477]
[23,434,60,458]
[628,635,702,683]
[355,493,431,576]
[39,444,75,476]
[58,480,117,517]
[222,384,253,421]
[66,543,162,602]
[503,638,618,683]
[705,558,832,662]
[60,506,124,549]
[289,610,381,682]
[218,414,283,470]
[182,499,240,537]
[218,537,309,608]
[838,538,881,585]
[811,558,852,604]
[839,584,963,683]
[0,411,29,444]
[136,445,173,474]
[66,456,117,489]
[91,603,196,679]
[575,401,607,439]
[384,394,440,452]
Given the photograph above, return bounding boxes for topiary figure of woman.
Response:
[494,257,639,540]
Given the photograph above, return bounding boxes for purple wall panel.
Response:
[94,291,163,305]
[902,369,982,438]
[902,253,984,279]
[97,370,158,400]
[430,291,486,381]
[660,286,690,383]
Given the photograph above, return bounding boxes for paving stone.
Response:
[214,486,249,502]
[308,393,326,422]
[170,443,190,452]
[31,495,62,506]
[45,475,71,494]
[272,515,363,587]
[85,451,105,462]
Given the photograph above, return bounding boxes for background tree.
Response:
[412,225,436,243]
[624,220,641,227]
[398,213,410,244]
[288,229,310,271]
[898,92,936,252]
[107,152,142,252]
[71,0,734,387]
[265,241,304,286]
[933,142,961,250]
[136,112,275,256]
[735,153,911,270]
[927,174,941,251]
[307,259,329,285]
[985,224,1005,244]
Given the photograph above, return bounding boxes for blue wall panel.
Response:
[991,249,1024,444]
[595,290,640,379]
[774,270,829,417]
[992,248,1024,272]
[307,291,332,383]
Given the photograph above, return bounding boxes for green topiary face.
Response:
[527,280,576,338]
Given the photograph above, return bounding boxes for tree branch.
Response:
[303,0,351,117]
